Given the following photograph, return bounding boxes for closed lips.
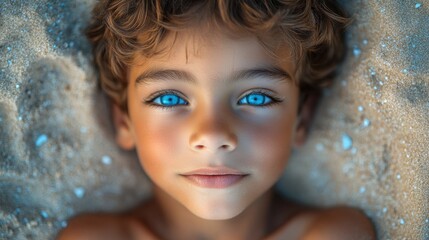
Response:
[180,172,248,188]
[180,167,248,176]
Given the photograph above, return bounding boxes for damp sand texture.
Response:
[1,0,428,239]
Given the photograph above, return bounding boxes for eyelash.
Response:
[143,89,283,111]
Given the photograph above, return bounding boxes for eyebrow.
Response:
[134,67,293,87]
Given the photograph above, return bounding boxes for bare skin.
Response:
[57,28,376,240]
[57,190,375,240]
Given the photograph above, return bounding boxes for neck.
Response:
[151,186,275,240]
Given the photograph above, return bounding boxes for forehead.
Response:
[129,28,295,82]
[139,29,256,57]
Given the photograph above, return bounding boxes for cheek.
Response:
[133,117,184,172]
[244,114,296,172]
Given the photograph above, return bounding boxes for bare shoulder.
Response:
[301,206,376,240]
[56,204,159,240]
[55,212,132,240]
[267,194,376,240]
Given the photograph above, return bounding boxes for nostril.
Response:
[220,145,229,150]
[194,144,230,151]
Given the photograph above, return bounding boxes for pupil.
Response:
[162,95,177,105]
[249,94,263,105]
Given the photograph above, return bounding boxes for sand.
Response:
[0,0,428,239]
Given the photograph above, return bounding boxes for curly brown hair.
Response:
[86,0,350,114]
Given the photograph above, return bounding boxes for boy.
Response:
[58,0,376,239]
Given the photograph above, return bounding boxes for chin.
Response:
[186,199,247,220]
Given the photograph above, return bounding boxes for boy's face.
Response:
[114,29,306,220]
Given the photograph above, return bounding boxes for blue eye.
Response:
[144,90,282,110]
[144,90,188,110]
[153,94,187,106]
[146,92,188,108]
[237,90,283,108]
[238,92,275,106]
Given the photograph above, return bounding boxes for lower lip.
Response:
[181,175,247,188]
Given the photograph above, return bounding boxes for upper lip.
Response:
[180,167,248,176]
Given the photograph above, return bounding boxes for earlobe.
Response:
[111,104,136,150]
[293,118,307,148]
[293,91,320,148]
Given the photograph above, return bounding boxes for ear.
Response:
[294,91,320,148]
[111,104,135,150]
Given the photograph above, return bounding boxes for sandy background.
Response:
[0,0,428,239]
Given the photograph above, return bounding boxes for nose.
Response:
[188,108,238,154]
